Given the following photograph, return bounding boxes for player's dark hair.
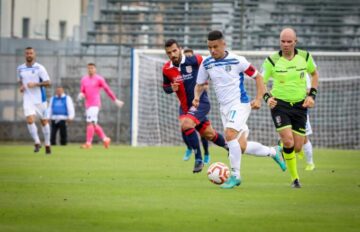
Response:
[25,47,33,50]
[87,63,96,67]
[208,30,224,41]
[164,39,180,48]
[183,48,193,53]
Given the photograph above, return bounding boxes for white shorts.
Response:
[86,106,99,123]
[220,102,251,138]
[24,102,49,119]
[305,114,312,136]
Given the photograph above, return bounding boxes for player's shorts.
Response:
[220,101,251,135]
[305,114,312,136]
[24,102,49,119]
[86,106,99,123]
[270,99,307,136]
[179,101,210,126]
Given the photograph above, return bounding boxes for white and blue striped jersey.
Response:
[17,62,50,106]
[196,52,258,106]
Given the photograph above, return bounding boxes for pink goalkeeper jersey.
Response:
[80,74,116,109]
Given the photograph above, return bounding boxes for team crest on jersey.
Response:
[225,65,231,72]
[185,66,192,73]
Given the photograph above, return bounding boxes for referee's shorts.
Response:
[270,98,307,136]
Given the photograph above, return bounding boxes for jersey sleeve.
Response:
[80,78,86,94]
[261,58,273,84]
[238,56,258,78]
[99,77,117,101]
[39,65,50,82]
[195,54,203,66]
[306,53,317,74]
[162,72,173,94]
[196,61,209,84]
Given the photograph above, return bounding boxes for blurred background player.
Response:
[17,47,52,154]
[78,63,124,149]
[162,39,228,173]
[297,73,315,171]
[48,86,75,146]
[182,48,210,163]
[262,28,319,188]
[194,30,285,189]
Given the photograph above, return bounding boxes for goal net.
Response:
[131,49,360,149]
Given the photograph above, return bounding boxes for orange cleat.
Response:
[81,143,92,149]
[103,137,111,149]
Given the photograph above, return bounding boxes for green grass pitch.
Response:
[0,144,359,232]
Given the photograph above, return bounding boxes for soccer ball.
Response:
[207,162,230,185]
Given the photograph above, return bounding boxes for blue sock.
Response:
[182,131,191,150]
[184,128,202,161]
[201,137,209,155]
[212,131,228,150]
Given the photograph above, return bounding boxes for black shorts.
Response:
[270,99,307,136]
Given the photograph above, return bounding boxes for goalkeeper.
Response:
[261,28,319,188]
[162,39,228,174]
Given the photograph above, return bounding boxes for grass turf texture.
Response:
[0,145,359,232]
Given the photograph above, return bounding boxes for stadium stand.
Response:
[82,0,360,51]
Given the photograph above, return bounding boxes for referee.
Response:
[261,28,319,188]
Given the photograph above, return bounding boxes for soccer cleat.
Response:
[220,175,241,189]
[272,146,287,172]
[193,160,204,173]
[291,179,301,188]
[34,144,41,153]
[103,137,111,149]
[183,149,192,161]
[45,146,51,155]
[305,163,315,171]
[81,143,92,149]
[204,153,210,165]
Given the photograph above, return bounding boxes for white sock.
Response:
[42,124,51,146]
[245,141,274,157]
[227,139,242,179]
[304,140,314,164]
[27,123,40,144]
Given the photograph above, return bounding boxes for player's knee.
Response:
[181,120,195,131]
[225,129,237,141]
[26,117,34,124]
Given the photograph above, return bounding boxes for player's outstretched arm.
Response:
[193,83,205,108]
[251,72,265,109]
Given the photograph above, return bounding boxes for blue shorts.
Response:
[179,101,210,126]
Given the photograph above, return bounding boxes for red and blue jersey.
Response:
[162,54,209,113]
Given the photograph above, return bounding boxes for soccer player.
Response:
[78,63,124,149]
[17,47,52,154]
[48,86,75,145]
[193,30,286,189]
[262,28,319,188]
[297,74,315,171]
[162,39,228,173]
[182,47,210,163]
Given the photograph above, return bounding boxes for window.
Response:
[22,18,30,38]
[59,21,67,40]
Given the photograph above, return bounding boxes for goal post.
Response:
[131,49,360,149]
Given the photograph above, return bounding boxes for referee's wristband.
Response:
[308,87,317,100]
[263,92,271,103]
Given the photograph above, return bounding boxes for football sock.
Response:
[184,128,202,161]
[201,137,209,154]
[94,124,106,140]
[182,131,191,150]
[283,146,299,181]
[27,123,40,144]
[42,124,51,146]
[227,139,241,179]
[304,140,314,164]
[211,131,227,149]
[86,124,95,144]
[244,141,273,157]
